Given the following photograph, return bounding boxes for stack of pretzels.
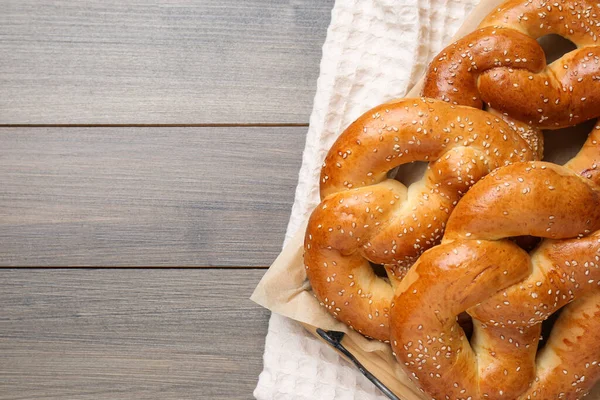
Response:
[304,0,600,398]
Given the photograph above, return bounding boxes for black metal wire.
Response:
[316,328,402,400]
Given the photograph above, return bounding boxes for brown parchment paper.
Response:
[251,0,600,398]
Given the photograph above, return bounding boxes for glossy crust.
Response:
[304,98,536,341]
[390,126,600,399]
[423,0,600,129]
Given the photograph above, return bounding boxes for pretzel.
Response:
[305,0,600,362]
[304,98,537,341]
[424,0,600,129]
[390,125,600,399]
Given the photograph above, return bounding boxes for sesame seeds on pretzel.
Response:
[425,0,600,129]
[303,0,600,397]
[390,126,600,399]
[305,98,536,341]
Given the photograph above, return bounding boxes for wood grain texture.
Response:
[0,126,305,266]
[0,268,270,400]
[0,0,332,124]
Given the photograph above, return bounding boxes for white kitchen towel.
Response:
[254,0,479,398]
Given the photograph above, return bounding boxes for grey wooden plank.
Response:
[0,126,304,266]
[0,0,332,124]
[0,268,269,400]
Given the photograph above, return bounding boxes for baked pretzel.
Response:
[305,0,600,351]
[424,0,600,128]
[390,125,600,399]
[304,98,537,341]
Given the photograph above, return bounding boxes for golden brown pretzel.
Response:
[390,125,600,399]
[424,0,600,128]
[304,98,537,341]
[305,0,600,366]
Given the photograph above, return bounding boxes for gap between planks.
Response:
[0,123,309,128]
[0,266,270,269]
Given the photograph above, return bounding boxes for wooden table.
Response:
[0,1,332,398]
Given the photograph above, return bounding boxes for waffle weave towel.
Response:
[254,0,479,398]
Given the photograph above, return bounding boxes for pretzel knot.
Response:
[390,127,600,399]
[424,0,600,129]
[304,98,537,341]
